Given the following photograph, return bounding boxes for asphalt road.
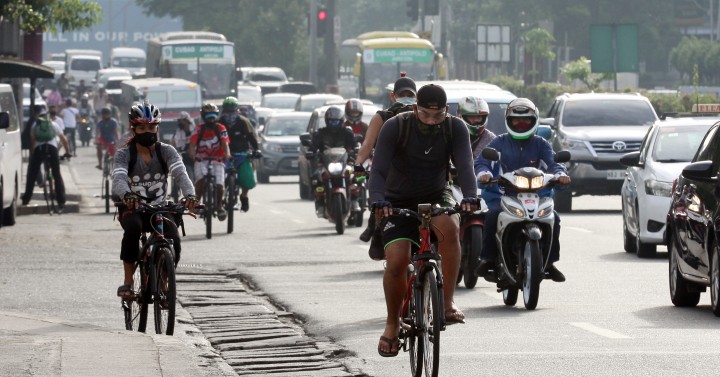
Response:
[3,145,720,376]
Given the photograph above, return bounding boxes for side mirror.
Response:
[536,125,553,141]
[682,160,717,182]
[0,112,9,130]
[299,132,312,147]
[481,147,499,161]
[619,151,641,168]
[257,125,264,134]
[258,117,266,126]
[540,117,556,128]
[554,150,571,163]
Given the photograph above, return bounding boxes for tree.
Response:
[0,0,101,32]
[523,28,555,85]
[561,56,613,90]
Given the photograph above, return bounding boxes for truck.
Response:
[64,49,103,89]
[110,47,146,78]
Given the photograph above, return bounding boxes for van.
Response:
[120,78,202,141]
[110,47,147,78]
[65,49,103,88]
[0,84,22,227]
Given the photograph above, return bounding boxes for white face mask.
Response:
[396,97,416,106]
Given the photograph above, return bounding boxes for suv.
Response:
[542,93,658,211]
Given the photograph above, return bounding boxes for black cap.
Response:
[416,84,447,110]
[393,77,417,95]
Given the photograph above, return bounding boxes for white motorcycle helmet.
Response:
[457,96,490,136]
[505,98,539,140]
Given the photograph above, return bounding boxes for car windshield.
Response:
[653,125,712,162]
[112,57,145,68]
[70,59,101,71]
[264,117,308,136]
[237,87,262,103]
[262,95,297,109]
[249,72,286,81]
[562,99,657,126]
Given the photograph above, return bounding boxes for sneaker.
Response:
[359,225,373,242]
[217,209,227,221]
[95,164,102,170]
[57,204,65,214]
[545,264,566,282]
[474,259,494,278]
[368,233,385,261]
[240,196,249,212]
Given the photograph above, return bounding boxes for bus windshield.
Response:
[166,63,234,100]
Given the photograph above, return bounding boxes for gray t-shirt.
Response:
[112,142,195,205]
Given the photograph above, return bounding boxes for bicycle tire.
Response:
[46,165,57,215]
[42,169,51,212]
[104,177,110,213]
[420,270,441,377]
[463,226,483,289]
[205,183,213,239]
[408,275,424,377]
[226,175,236,234]
[153,247,176,335]
[124,262,148,332]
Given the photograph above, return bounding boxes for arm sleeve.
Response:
[111,148,131,198]
[474,136,500,176]
[345,128,355,151]
[368,117,400,203]
[450,119,478,198]
[162,144,195,196]
[245,119,259,150]
[311,130,322,153]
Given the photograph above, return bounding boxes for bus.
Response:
[339,32,446,103]
[146,31,235,100]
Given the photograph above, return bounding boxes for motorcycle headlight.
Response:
[514,176,530,189]
[501,199,525,218]
[645,179,672,197]
[328,162,344,175]
[537,205,553,218]
[530,176,544,189]
[262,142,282,153]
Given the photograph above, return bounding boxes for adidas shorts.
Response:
[194,161,225,187]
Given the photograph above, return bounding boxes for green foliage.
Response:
[669,37,720,84]
[644,92,718,114]
[525,82,574,114]
[561,56,614,90]
[0,0,101,32]
[484,75,524,96]
[523,28,556,61]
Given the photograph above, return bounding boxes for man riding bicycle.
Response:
[220,96,261,212]
[112,100,197,298]
[189,103,231,221]
[369,84,479,357]
[95,107,120,169]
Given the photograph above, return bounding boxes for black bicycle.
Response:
[197,158,224,239]
[224,152,257,234]
[120,200,201,335]
[39,148,70,215]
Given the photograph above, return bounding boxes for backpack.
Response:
[377,102,414,123]
[394,112,453,152]
[34,118,56,143]
[127,141,168,176]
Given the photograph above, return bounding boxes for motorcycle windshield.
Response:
[322,147,348,165]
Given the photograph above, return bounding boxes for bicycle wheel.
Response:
[406,275,423,377]
[226,175,236,234]
[104,176,110,213]
[154,247,176,335]
[420,270,441,377]
[123,262,148,332]
[463,226,483,289]
[205,183,213,239]
[46,166,57,215]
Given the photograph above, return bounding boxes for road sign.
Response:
[476,24,511,63]
[590,24,638,73]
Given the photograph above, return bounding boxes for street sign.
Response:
[693,104,720,112]
[363,48,433,63]
[476,24,511,63]
[590,24,638,73]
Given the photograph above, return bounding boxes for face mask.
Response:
[135,132,157,147]
[396,97,416,106]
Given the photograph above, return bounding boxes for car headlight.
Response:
[645,179,672,197]
[501,199,525,218]
[562,137,588,151]
[263,142,282,153]
[328,162,344,175]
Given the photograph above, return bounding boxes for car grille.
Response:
[281,144,300,153]
[591,161,627,170]
[589,141,642,154]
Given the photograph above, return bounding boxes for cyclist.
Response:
[113,100,197,298]
[169,111,196,181]
[356,76,417,253]
[310,106,356,217]
[21,109,72,209]
[457,96,496,159]
[344,98,368,139]
[59,98,79,156]
[474,98,570,282]
[369,84,478,356]
[95,107,120,169]
[220,97,261,212]
[188,103,231,221]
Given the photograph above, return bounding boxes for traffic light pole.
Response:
[309,0,318,86]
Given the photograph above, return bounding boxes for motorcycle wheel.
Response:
[353,209,363,227]
[522,239,542,310]
[502,288,519,306]
[333,193,345,235]
[463,226,483,289]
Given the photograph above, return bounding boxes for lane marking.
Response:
[570,322,631,339]
[565,226,592,233]
[292,219,304,224]
[269,209,285,215]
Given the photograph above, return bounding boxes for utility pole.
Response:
[323,0,337,92]
[309,0,318,86]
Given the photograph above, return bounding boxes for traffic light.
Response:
[424,0,439,15]
[317,7,328,37]
[406,0,419,21]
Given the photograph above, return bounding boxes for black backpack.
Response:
[127,141,168,176]
[394,112,453,153]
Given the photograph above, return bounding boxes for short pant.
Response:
[194,160,225,188]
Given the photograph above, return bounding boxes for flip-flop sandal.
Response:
[117,284,132,298]
[445,308,466,324]
[377,335,400,357]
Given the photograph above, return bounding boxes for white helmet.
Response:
[505,98,538,140]
[457,96,490,136]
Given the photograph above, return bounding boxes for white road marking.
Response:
[292,219,304,224]
[269,209,284,215]
[565,226,592,233]
[570,322,631,339]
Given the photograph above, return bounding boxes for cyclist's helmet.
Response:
[129,100,161,126]
[222,96,239,113]
[457,96,490,136]
[505,98,539,140]
[324,106,344,128]
[344,99,363,125]
[201,103,220,120]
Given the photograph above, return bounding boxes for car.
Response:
[620,116,717,258]
[95,68,132,90]
[0,83,22,227]
[22,83,48,124]
[41,60,65,80]
[241,67,289,95]
[256,111,311,183]
[104,76,132,104]
[254,106,274,126]
[277,81,318,95]
[236,84,262,106]
[666,119,720,312]
[542,93,659,212]
[260,92,300,112]
[294,93,344,112]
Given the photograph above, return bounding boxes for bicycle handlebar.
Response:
[390,204,461,219]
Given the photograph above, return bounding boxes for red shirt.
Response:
[189,123,229,160]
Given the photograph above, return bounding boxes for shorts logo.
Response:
[383,221,395,232]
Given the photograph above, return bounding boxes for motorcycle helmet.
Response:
[201,103,220,120]
[505,98,538,140]
[324,106,344,128]
[222,96,239,113]
[129,100,161,126]
[458,96,490,136]
[344,99,363,125]
[100,106,112,116]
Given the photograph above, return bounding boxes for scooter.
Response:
[451,184,487,289]
[314,147,352,235]
[481,147,571,310]
[78,108,94,147]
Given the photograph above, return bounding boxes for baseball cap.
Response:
[416,84,447,110]
[393,77,417,95]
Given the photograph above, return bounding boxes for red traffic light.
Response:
[317,10,327,20]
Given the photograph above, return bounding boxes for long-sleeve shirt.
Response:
[112,142,195,205]
[369,114,476,206]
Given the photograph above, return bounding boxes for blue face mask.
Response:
[396,97,416,106]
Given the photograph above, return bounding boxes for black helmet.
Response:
[324,106,344,128]
[344,99,363,124]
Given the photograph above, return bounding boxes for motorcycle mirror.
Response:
[481,147,499,161]
[554,150,571,163]
[299,133,312,147]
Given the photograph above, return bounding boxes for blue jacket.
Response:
[474,134,568,205]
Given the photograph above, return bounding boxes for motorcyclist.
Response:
[78,93,95,146]
[310,106,356,217]
[457,96,496,159]
[474,98,571,282]
[344,98,368,139]
[220,97,261,212]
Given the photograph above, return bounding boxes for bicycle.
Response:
[38,146,70,215]
[119,200,202,335]
[224,152,259,234]
[197,157,224,239]
[391,203,460,377]
[100,143,114,213]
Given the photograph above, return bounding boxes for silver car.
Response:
[256,112,312,183]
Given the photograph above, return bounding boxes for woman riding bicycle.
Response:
[112,100,197,298]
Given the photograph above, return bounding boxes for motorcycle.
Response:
[78,108,94,147]
[481,147,571,310]
[314,147,352,234]
[450,183,487,289]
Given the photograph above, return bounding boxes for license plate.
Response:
[291,160,299,168]
[606,170,626,180]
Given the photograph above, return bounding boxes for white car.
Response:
[620,116,718,257]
